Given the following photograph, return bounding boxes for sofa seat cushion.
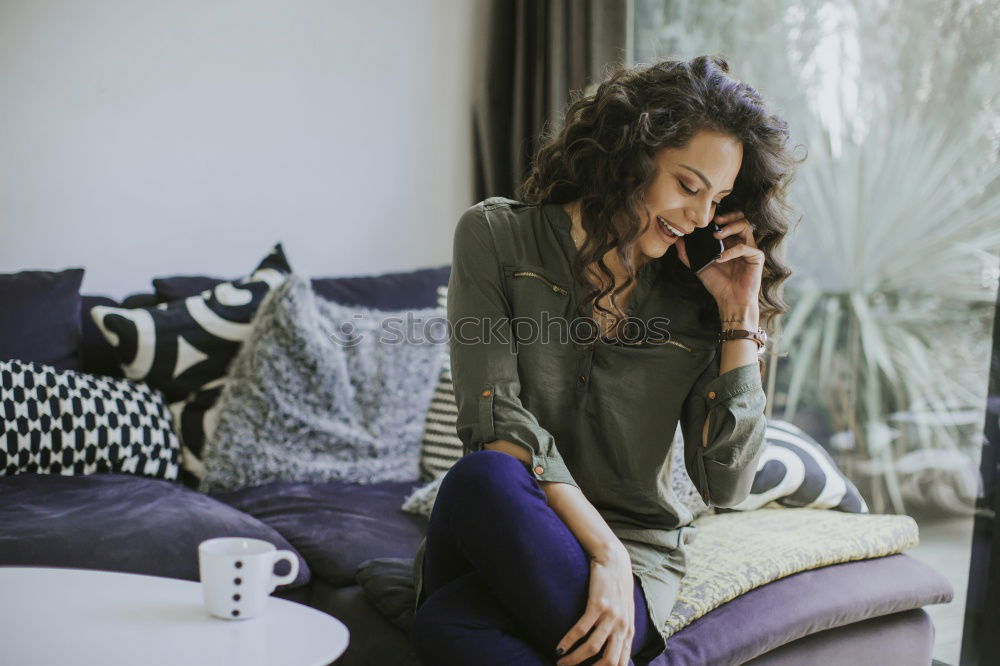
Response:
[0,472,311,589]
[209,478,427,587]
[654,552,952,665]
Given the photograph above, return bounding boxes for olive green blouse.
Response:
[411,197,768,652]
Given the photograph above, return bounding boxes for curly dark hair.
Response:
[519,54,804,342]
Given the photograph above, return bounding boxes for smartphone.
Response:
[684,222,724,274]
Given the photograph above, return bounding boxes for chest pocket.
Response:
[502,264,570,316]
[504,265,569,295]
[500,264,574,353]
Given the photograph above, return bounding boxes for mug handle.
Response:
[269,550,300,591]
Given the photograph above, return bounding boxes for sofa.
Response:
[0,258,956,665]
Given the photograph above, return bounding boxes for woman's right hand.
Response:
[555,547,636,666]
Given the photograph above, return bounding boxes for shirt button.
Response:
[534,466,544,475]
[578,375,587,384]
[707,391,716,399]
[481,389,492,397]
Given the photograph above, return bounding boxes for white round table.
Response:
[0,566,349,666]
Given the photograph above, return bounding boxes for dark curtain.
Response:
[473,0,633,201]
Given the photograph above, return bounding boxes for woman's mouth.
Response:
[656,216,685,241]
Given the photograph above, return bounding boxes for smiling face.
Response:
[627,129,743,265]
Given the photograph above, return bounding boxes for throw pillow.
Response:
[401,469,447,517]
[152,265,452,309]
[152,276,227,303]
[89,243,292,486]
[0,358,181,480]
[417,285,463,482]
[310,264,451,310]
[719,419,870,513]
[196,273,449,494]
[355,557,419,632]
[0,268,85,372]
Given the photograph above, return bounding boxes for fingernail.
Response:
[555,647,565,657]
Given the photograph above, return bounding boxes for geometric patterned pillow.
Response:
[88,243,292,485]
[719,419,870,513]
[0,358,181,481]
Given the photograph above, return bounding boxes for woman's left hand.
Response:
[675,209,764,309]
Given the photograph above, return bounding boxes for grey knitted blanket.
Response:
[197,274,448,494]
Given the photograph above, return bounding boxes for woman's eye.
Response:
[679,179,724,206]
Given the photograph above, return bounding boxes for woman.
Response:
[409,55,800,665]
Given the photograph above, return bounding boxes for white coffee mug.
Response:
[198,537,300,620]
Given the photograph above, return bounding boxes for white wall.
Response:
[0,0,486,299]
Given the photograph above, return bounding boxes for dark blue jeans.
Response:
[410,449,663,665]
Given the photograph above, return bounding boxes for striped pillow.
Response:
[721,419,869,513]
[416,285,463,482]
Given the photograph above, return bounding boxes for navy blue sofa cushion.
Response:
[0,472,311,589]
[0,268,84,372]
[80,295,124,378]
[310,265,450,309]
[209,479,428,587]
[151,276,224,302]
[153,265,451,309]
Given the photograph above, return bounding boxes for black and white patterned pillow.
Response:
[416,285,462,482]
[0,359,181,480]
[720,419,870,513]
[89,243,292,485]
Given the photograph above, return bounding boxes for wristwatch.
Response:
[719,327,768,355]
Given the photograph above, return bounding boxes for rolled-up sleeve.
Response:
[448,204,579,489]
[680,353,767,508]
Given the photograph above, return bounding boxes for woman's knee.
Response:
[440,448,532,499]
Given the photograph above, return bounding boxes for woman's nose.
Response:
[687,210,713,229]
